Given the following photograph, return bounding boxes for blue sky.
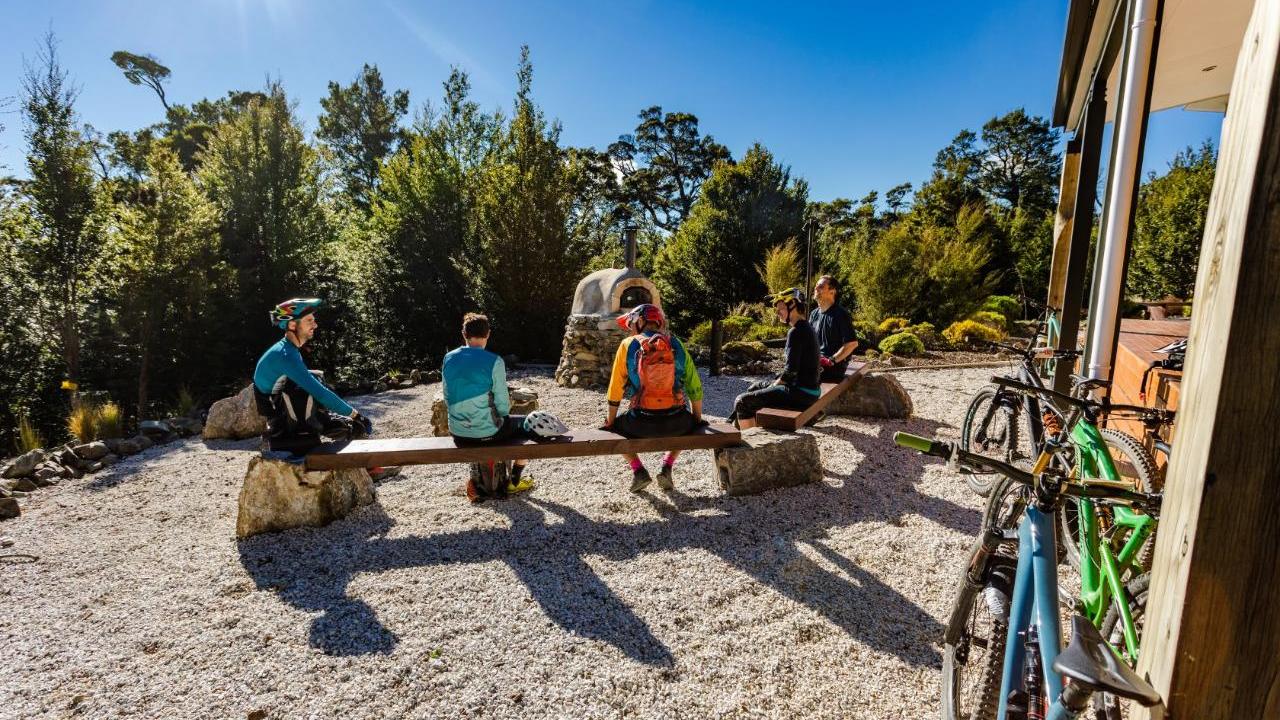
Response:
[0,0,1223,201]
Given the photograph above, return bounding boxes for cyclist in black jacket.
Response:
[731,288,821,429]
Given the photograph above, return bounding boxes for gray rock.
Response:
[73,441,110,461]
[0,478,15,491]
[408,369,422,385]
[99,454,120,467]
[0,497,18,520]
[132,435,154,452]
[13,478,38,492]
[139,420,173,439]
[430,386,539,437]
[2,449,44,479]
[115,438,141,455]
[827,373,914,419]
[167,417,203,436]
[714,428,822,497]
[104,438,124,455]
[236,457,376,539]
[203,386,268,441]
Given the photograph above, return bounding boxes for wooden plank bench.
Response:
[305,423,742,471]
[755,361,870,431]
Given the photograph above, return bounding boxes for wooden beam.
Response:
[1047,138,1082,311]
[305,423,742,470]
[756,362,869,431]
[1135,2,1280,717]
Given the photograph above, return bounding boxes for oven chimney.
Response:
[623,225,637,270]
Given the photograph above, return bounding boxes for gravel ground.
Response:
[0,367,999,720]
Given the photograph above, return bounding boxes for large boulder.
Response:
[714,428,823,497]
[73,442,110,461]
[2,449,45,479]
[236,456,375,539]
[203,386,267,441]
[429,387,540,438]
[0,497,18,520]
[827,373,914,419]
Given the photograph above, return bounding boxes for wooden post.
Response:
[1046,138,1082,311]
[1135,2,1280,718]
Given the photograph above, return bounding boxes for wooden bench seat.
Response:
[755,361,870,431]
[305,423,742,471]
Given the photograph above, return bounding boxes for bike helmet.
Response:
[270,298,323,330]
[522,410,570,438]
[616,303,666,332]
[768,287,806,312]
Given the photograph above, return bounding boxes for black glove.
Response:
[352,412,373,438]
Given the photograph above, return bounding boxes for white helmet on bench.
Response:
[523,411,569,438]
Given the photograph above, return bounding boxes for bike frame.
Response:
[998,502,1065,718]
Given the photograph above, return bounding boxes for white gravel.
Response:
[0,366,1003,719]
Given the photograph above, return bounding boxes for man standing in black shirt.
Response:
[731,288,821,429]
[810,275,861,382]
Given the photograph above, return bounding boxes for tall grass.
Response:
[17,413,44,453]
[67,399,125,444]
[756,241,804,295]
[175,387,197,417]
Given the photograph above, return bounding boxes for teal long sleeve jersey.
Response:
[252,337,355,417]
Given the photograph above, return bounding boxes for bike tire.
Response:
[941,554,1015,720]
[1060,429,1159,573]
[960,387,1021,497]
[1096,572,1151,720]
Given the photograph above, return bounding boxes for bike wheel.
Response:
[960,387,1022,497]
[981,476,1026,534]
[941,554,1015,720]
[1060,429,1159,571]
[1096,572,1151,719]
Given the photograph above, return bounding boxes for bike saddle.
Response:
[1054,615,1162,706]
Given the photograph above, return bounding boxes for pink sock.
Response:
[628,458,644,471]
[662,453,677,468]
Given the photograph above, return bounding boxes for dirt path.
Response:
[0,367,997,719]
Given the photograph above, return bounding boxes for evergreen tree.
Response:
[978,108,1061,215]
[317,64,409,211]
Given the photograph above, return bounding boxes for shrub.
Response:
[722,340,770,361]
[879,332,925,357]
[17,413,44,453]
[981,295,1022,320]
[756,241,804,295]
[689,315,755,346]
[906,322,943,349]
[878,317,910,334]
[943,319,1006,347]
[969,311,1008,332]
[176,387,197,417]
[66,399,125,444]
[854,320,883,347]
[743,322,786,342]
[67,403,97,444]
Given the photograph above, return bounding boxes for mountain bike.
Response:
[896,432,1165,720]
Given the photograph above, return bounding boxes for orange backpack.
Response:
[634,334,684,411]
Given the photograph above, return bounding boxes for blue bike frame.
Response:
[997,503,1071,719]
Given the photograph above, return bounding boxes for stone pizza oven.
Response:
[555,228,662,389]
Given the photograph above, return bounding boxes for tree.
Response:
[21,32,102,383]
[885,182,913,217]
[978,108,1061,215]
[199,83,330,360]
[317,64,409,210]
[468,47,591,358]
[110,51,172,112]
[608,106,730,233]
[654,143,807,370]
[115,146,223,414]
[1130,142,1216,300]
[913,129,985,225]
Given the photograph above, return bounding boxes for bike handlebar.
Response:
[893,432,1162,512]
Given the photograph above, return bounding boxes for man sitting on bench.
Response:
[602,304,704,493]
[253,298,374,458]
[731,288,821,429]
[442,313,545,503]
[810,275,861,383]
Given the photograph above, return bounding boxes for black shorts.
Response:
[612,407,696,439]
[452,415,531,446]
[819,361,850,383]
[732,383,818,422]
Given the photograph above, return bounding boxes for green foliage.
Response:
[981,295,1022,320]
[877,317,909,334]
[743,322,786,342]
[96,402,124,439]
[653,143,807,331]
[1004,208,1055,302]
[943,319,1006,348]
[721,340,769,361]
[1130,142,1215,300]
[757,240,803,295]
[968,311,1007,332]
[175,387,197,417]
[905,322,943,349]
[608,106,730,232]
[976,109,1061,215]
[317,64,410,211]
[853,320,882,347]
[689,315,755,346]
[854,204,997,326]
[878,332,925,357]
[110,50,172,110]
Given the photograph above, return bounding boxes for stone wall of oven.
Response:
[555,314,631,389]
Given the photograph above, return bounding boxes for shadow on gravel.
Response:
[236,417,960,668]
